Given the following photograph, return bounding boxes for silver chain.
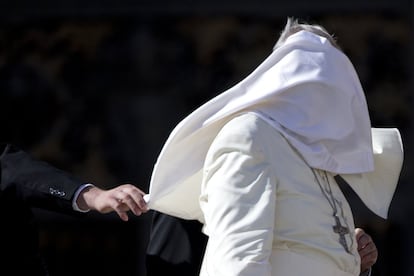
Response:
[312,169,352,254]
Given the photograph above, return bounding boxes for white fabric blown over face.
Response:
[204,30,374,174]
[145,30,403,221]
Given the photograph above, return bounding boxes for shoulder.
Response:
[208,112,283,158]
[215,112,284,146]
[217,112,273,139]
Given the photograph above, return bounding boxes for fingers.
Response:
[110,184,148,220]
[360,243,377,266]
[355,228,378,271]
[116,185,148,213]
[359,240,377,261]
[356,229,376,254]
[109,196,132,222]
[89,183,148,222]
[355,227,365,241]
[356,228,369,250]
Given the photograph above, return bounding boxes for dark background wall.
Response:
[1,1,414,275]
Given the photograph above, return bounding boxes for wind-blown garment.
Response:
[200,112,362,275]
[145,30,403,275]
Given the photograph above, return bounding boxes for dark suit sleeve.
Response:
[0,143,84,214]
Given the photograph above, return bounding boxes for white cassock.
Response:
[144,30,404,275]
[199,112,402,275]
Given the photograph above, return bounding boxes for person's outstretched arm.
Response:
[0,143,148,220]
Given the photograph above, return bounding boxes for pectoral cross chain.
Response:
[333,215,350,253]
[313,170,352,255]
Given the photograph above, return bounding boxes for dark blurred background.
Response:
[1,0,413,275]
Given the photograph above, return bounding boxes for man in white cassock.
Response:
[145,18,403,276]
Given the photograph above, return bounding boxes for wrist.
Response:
[76,184,100,211]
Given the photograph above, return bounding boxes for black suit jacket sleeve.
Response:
[0,143,84,214]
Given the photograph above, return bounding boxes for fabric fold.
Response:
[145,30,402,221]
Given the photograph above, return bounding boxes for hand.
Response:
[77,184,148,221]
[355,228,378,273]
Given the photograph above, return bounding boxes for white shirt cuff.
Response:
[72,183,95,212]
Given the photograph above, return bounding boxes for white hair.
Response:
[273,17,340,50]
